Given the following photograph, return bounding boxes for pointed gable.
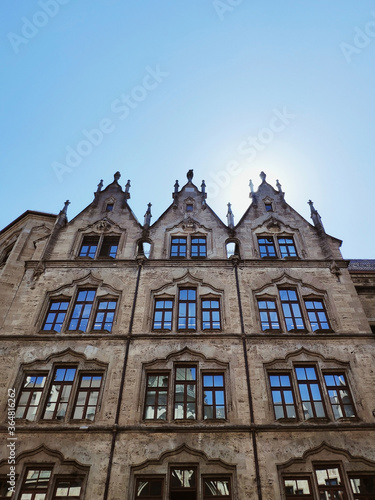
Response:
[148,170,231,259]
[235,172,342,260]
[50,172,143,260]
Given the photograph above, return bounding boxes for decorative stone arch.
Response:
[277,442,375,500]
[252,215,306,258]
[145,272,225,332]
[252,272,337,333]
[35,272,122,333]
[69,217,127,259]
[263,348,359,424]
[129,444,237,500]
[11,348,108,425]
[164,218,213,258]
[0,444,90,500]
[136,347,232,425]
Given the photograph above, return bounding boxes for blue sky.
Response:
[1,1,374,258]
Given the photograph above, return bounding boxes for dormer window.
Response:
[186,204,194,212]
[106,203,114,212]
[257,235,298,259]
[258,237,277,258]
[170,237,187,257]
[79,235,120,259]
[265,203,273,212]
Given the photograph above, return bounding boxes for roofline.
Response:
[0,210,57,236]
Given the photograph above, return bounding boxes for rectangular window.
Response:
[269,374,296,419]
[304,299,331,331]
[20,469,52,500]
[43,300,70,332]
[68,289,96,332]
[323,373,356,419]
[203,374,226,419]
[135,478,163,499]
[257,299,281,331]
[178,289,196,330]
[258,237,276,257]
[15,373,47,421]
[170,468,196,492]
[349,475,375,499]
[43,367,76,420]
[53,478,83,499]
[144,374,169,420]
[93,300,117,332]
[265,203,273,212]
[98,236,120,258]
[278,237,297,257]
[315,466,346,499]
[283,477,313,498]
[170,237,187,257]
[174,366,196,419]
[295,367,325,419]
[153,300,173,330]
[203,478,231,498]
[72,374,102,421]
[202,299,221,330]
[191,236,207,257]
[279,289,306,332]
[79,236,99,258]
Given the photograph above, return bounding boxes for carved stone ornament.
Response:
[266,218,281,232]
[96,220,112,231]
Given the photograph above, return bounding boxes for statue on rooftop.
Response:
[187,170,194,182]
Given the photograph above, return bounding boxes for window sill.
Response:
[312,329,334,334]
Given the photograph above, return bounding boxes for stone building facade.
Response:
[0,170,374,499]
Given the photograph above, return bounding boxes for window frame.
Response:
[257,298,281,332]
[67,289,97,333]
[277,237,298,258]
[279,288,307,333]
[304,298,332,332]
[348,474,375,499]
[257,236,277,258]
[71,373,104,421]
[15,362,105,424]
[314,465,348,500]
[201,298,221,330]
[143,373,170,421]
[191,236,207,258]
[152,299,174,331]
[177,288,197,331]
[294,366,327,420]
[19,467,53,500]
[135,477,164,499]
[42,300,70,333]
[268,372,297,420]
[78,233,121,260]
[202,372,226,420]
[92,298,118,332]
[52,476,84,499]
[170,237,187,258]
[282,476,314,499]
[174,365,197,420]
[15,372,48,421]
[323,372,356,420]
[202,476,232,499]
